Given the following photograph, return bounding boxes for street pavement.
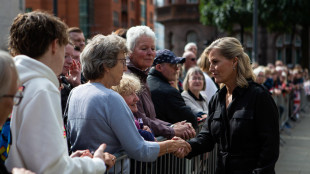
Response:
[275,102,310,174]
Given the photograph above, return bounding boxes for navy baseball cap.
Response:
[153,49,185,66]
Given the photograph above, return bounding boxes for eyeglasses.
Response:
[190,77,204,81]
[118,58,127,68]
[190,58,197,62]
[0,86,24,105]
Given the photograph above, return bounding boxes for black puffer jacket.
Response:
[186,81,279,174]
[147,68,198,128]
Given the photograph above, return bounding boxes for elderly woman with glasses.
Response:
[0,51,22,120]
[0,50,35,174]
[67,34,191,174]
[181,67,208,120]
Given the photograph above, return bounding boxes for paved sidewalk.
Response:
[275,104,310,174]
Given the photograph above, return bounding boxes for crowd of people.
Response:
[0,10,309,174]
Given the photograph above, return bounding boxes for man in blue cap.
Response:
[147,49,198,129]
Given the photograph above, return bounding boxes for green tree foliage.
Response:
[259,0,310,32]
[259,0,310,67]
[199,0,253,43]
[200,0,310,67]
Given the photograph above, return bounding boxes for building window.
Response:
[141,0,146,25]
[294,35,301,47]
[19,0,24,11]
[113,11,119,27]
[168,0,176,4]
[131,1,135,10]
[275,34,302,64]
[186,31,197,43]
[284,33,291,45]
[276,49,282,60]
[149,12,153,24]
[25,8,32,12]
[186,0,198,3]
[276,35,283,47]
[79,0,93,39]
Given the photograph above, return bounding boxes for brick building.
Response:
[25,0,155,39]
[156,0,309,67]
[0,0,24,50]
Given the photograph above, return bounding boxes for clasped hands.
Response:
[173,120,196,140]
[70,143,116,170]
[168,136,192,159]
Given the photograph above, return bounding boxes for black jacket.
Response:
[186,81,279,174]
[59,75,73,114]
[147,68,198,128]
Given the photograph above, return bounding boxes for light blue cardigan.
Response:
[68,82,160,173]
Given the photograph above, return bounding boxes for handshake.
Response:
[160,120,196,158]
[164,136,192,159]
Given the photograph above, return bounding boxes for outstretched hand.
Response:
[171,137,191,158]
[93,144,116,171]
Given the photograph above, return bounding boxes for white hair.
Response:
[0,50,19,96]
[184,42,197,52]
[253,66,265,77]
[126,26,156,52]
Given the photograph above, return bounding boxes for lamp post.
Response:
[252,0,258,63]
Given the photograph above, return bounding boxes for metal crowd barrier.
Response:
[108,122,217,174]
[272,93,290,130]
[273,87,309,131]
[108,88,310,174]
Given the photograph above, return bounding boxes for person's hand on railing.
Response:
[93,144,116,171]
[171,136,191,158]
[67,59,81,87]
[173,121,196,140]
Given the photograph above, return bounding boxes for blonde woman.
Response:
[175,37,280,174]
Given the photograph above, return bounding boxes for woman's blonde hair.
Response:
[205,37,255,88]
[197,48,211,76]
[112,73,141,96]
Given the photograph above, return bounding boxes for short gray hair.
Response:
[126,26,156,52]
[0,50,18,96]
[183,67,206,91]
[81,34,128,80]
[184,42,197,52]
